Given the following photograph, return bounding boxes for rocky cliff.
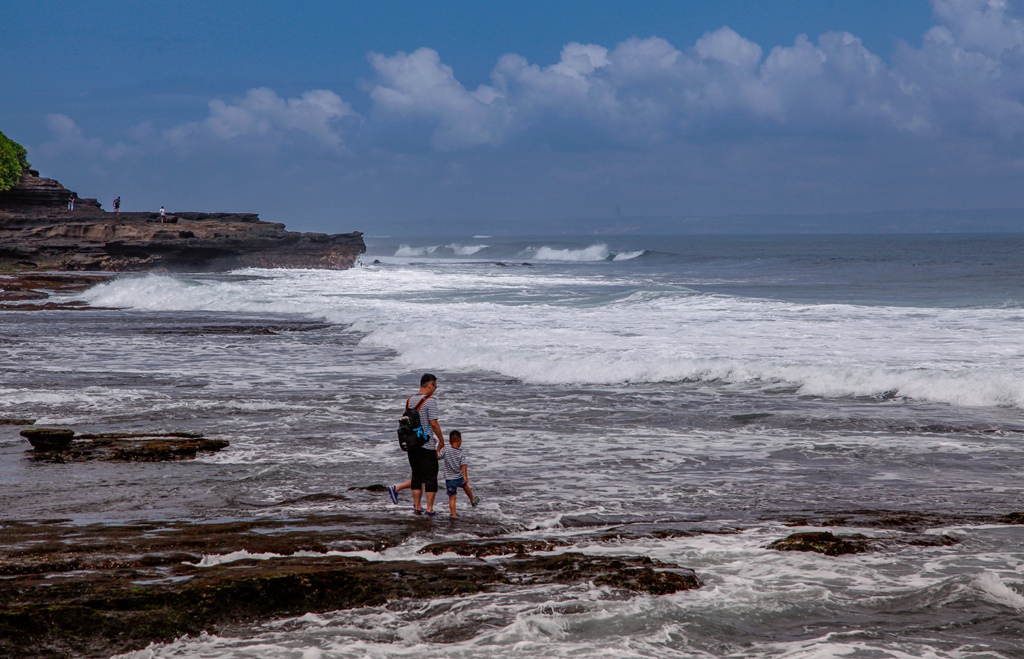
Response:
[0,170,365,271]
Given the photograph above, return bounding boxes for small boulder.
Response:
[21,428,75,451]
[767,531,872,556]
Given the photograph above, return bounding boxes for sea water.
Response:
[1,233,1023,657]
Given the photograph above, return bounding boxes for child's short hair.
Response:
[449,430,462,441]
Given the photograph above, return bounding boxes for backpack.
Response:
[397,394,431,452]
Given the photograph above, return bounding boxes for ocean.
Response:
[2,233,1024,658]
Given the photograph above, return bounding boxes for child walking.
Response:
[437,430,480,517]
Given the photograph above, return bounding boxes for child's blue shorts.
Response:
[445,477,466,496]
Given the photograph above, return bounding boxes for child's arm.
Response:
[461,463,469,485]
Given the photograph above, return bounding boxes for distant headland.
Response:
[0,136,364,272]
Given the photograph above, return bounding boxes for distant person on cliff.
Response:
[67,194,75,211]
[387,373,444,515]
[160,206,166,222]
[113,196,120,214]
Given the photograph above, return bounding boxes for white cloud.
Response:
[695,26,763,69]
[40,114,133,160]
[931,0,1024,55]
[368,47,510,150]
[166,87,357,153]
[361,0,1024,150]
[37,0,1024,165]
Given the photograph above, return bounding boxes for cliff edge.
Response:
[0,170,365,271]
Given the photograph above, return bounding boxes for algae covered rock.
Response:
[20,428,75,451]
[767,531,872,556]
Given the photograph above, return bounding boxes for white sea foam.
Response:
[446,243,489,255]
[532,244,612,261]
[185,549,358,567]
[113,527,1020,659]
[969,570,1024,610]
[394,244,440,257]
[75,268,1024,409]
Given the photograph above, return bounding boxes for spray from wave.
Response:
[530,244,646,262]
[447,243,489,256]
[394,244,440,257]
[393,244,489,257]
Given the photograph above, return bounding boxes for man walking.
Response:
[388,373,444,515]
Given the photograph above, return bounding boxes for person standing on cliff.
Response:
[113,197,120,214]
[387,373,444,515]
[160,206,166,223]
[67,194,75,211]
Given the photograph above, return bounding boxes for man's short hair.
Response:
[420,373,437,386]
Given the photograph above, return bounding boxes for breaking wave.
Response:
[76,269,1024,410]
[530,244,647,262]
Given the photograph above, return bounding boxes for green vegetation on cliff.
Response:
[0,131,30,192]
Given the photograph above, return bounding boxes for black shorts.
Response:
[408,447,438,493]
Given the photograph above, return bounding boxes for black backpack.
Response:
[397,395,431,452]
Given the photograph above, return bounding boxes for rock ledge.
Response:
[0,169,365,271]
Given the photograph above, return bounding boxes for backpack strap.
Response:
[405,394,432,412]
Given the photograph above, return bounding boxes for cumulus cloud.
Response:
[167,87,358,152]
[368,47,511,150]
[39,114,133,160]
[39,88,360,162]
[362,0,1024,150]
[38,0,1024,162]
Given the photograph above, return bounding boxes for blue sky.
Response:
[2,0,1023,233]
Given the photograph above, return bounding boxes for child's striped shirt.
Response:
[439,446,467,480]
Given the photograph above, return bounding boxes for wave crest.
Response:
[394,244,440,257]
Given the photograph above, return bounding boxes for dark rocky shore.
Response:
[2,502,1023,658]
[0,512,701,658]
[4,414,1023,656]
[0,169,365,272]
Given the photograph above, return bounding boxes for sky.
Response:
[3,0,1024,234]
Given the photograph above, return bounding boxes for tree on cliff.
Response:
[0,131,30,192]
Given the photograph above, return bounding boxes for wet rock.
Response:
[768,531,872,556]
[0,418,35,426]
[593,565,702,595]
[0,273,112,311]
[769,528,962,556]
[783,509,1019,532]
[0,516,702,658]
[0,289,48,301]
[20,428,75,451]
[349,484,388,493]
[419,539,568,557]
[142,321,331,336]
[505,553,702,594]
[905,534,960,547]
[25,430,228,461]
